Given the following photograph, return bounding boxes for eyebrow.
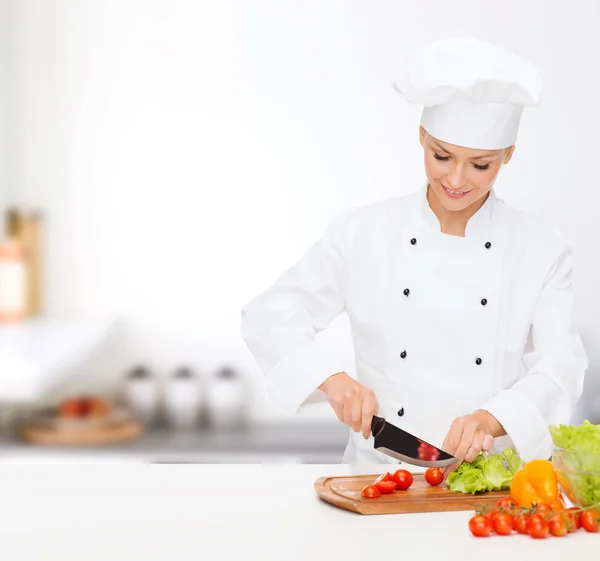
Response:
[432,141,497,160]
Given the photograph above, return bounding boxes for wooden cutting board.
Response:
[18,411,143,446]
[315,473,511,514]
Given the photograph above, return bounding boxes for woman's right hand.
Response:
[318,372,379,439]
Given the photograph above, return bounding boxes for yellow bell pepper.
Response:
[510,459,564,510]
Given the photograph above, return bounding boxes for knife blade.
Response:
[371,415,456,468]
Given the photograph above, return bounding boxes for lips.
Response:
[441,184,470,198]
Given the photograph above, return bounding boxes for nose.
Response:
[447,164,467,190]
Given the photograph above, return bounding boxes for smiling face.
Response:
[420,126,515,213]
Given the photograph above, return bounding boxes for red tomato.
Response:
[376,480,396,494]
[488,509,501,521]
[361,485,381,498]
[581,509,599,533]
[492,513,514,535]
[533,503,552,520]
[565,507,581,531]
[374,472,393,485]
[527,514,549,539]
[496,498,517,509]
[392,469,413,491]
[424,467,443,486]
[469,515,492,538]
[514,513,530,535]
[548,514,568,537]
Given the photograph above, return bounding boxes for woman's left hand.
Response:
[440,409,504,476]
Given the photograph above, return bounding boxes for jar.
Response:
[122,366,160,426]
[206,366,247,429]
[0,240,27,323]
[163,366,204,430]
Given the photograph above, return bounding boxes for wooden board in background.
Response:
[315,473,510,515]
[18,416,143,446]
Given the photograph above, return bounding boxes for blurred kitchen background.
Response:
[0,0,598,464]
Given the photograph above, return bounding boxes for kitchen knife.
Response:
[371,415,456,468]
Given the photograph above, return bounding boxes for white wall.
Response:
[0,0,13,235]
[7,0,600,421]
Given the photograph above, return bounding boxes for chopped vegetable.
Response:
[361,485,380,498]
[446,448,523,494]
[391,469,413,491]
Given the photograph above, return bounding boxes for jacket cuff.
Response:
[264,342,350,413]
[479,389,553,462]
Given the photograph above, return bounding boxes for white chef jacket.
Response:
[241,186,588,464]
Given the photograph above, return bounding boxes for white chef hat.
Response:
[393,37,543,150]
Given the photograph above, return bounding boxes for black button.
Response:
[397,408,404,417]
[403,288,410,296]
[485,242,492,249]
[475,357,482,365]
[410,238,417,245]
[400,350,407,359]
[481,298,488,306]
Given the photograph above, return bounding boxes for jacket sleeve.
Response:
[240,212,353,413]
[479,244,588,461]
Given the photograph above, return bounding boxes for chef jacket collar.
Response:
[420,182,496,239]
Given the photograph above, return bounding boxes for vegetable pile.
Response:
[446,448,525,494]
[361,467,442,498]
[550,420,600,508]
[468,498,599,538]
[469,454,599,538]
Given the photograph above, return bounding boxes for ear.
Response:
[504,145,516,164]
[419,125,427,147]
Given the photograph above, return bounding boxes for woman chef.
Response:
[240,37,588,470]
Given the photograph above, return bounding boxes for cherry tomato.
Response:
[581,509,599,533]
[534,503,552,520]
[565,507,581,531]
[361,485,381,498]
[376,480,396,494]
[424,467,443,486]
[527,514,549,539]
[497,498,517,509]
[392,469,413,491]
[514,513,530,535]
[548,514,568,537]
[492,513,514,535]
[488,509,501,521]
[374,472,393,485]
[469,515,492,538]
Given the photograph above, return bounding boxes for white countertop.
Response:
[0,463,597,561]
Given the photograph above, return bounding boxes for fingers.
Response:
[361,391,377,439]
[442,417,464,458]
[325,377,377,438]
[454,419,478,464]
[349,396,362,433]
[464,432,483,463]
[440,419,464,476]
[482,434,494,452]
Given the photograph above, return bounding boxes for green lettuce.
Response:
[445,448,524,495]
[549,420,600,508]
[446,463,487,494]
[502,447,526,474]
[482,454,513,491]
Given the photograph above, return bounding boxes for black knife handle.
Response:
[371,415,385,437]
